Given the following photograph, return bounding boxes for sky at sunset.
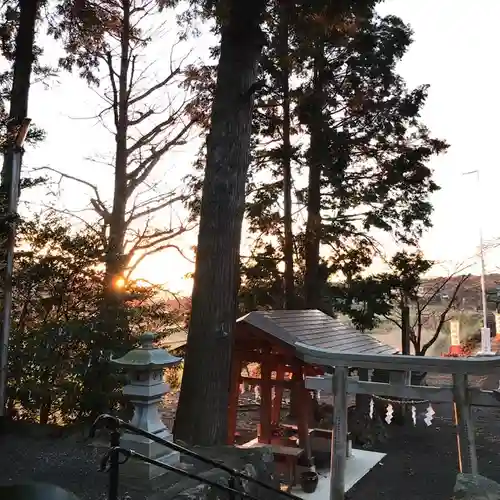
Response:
[19,0,500,294]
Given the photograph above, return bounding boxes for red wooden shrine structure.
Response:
[227,315,325,450]
[226,309,397,450]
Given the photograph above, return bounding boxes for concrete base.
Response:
[120,448,181,481]
[122,428,178,457]
[293,449,385,499]
[120,427,180,481]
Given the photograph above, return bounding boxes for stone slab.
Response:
[292,448,385,499]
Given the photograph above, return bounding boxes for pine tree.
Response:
[242,3,448,317]
[299,9,448,310]
[174,0,268,446]
[0,0,50,430]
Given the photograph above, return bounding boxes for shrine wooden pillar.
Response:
[293,361,313,465]
[259,351,273,443]
[227,352,242,444]
[453,373,478,475]
[271,364,286,425]
[289,363,300,418]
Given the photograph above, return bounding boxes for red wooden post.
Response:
[272,363,286,425]
[259,353,273,443]
[295,362,313,464]
[227,352,242,444]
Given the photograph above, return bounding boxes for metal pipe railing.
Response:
[91,414,304,500]
[100,445,259,500]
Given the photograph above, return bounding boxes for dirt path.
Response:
[348,402,500,500]
[348,372,500,499]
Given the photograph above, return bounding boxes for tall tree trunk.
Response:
[0,0,38,431]
[174,0,266,446]
[89,0,130,419]
[0,0,38,271]
[401,294,411,355]
[280,0,295,310]
[304,47,325,310]
[105,0,130,295]
[1,0,38,162]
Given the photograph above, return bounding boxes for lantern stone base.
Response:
[120,428,181,482]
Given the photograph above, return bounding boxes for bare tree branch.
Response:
[420,274,470,356]
[104,51,120,129]
[126,119,196,196]
[126,103,192,157]
[127,194,185,224]
[34,166,110,221]
[381,313,402,330]
[133,226,190,252]
[128,67,180,106]
[126,242,195,278]
[46,1,199,288]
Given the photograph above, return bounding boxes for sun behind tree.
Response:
[113,276,126,290]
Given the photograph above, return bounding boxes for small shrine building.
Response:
[227,309,397,452]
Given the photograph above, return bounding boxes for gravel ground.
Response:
[349,373,500,500]
[1,374,499,500]
[0,431,108,500]
[349,403,500,500]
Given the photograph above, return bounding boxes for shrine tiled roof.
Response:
[237,309,398,357]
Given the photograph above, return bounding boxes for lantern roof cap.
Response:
[112,331,182,369]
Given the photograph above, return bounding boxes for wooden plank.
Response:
[235,351,295,366]
[453,374,478,475]
[305,376,500,407]
[330,367,348,500]
[389,370,408,385]
[309,428,331,437]
[241,376,293,388]
[271,445,304,458]
[244,442,304,458]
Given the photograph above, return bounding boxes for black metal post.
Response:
[228,475,237,500]
[108,426,121,500]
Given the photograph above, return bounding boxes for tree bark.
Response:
[174,0,266,446]
[104,0,130,295]
[89,0,130,419]
[1,0,38,146]
[0,0,38,255]
[280,0,295,310]
[401,299,411,355]
[304,48,325,310]
[0,0,38,431]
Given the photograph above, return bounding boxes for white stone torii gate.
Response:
[296,342,500,500]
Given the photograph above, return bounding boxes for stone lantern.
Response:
[112,331,182,481]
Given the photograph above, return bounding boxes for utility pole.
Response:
[0,118,31,431]
[401,293,411,355]
[463,169,493,355]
